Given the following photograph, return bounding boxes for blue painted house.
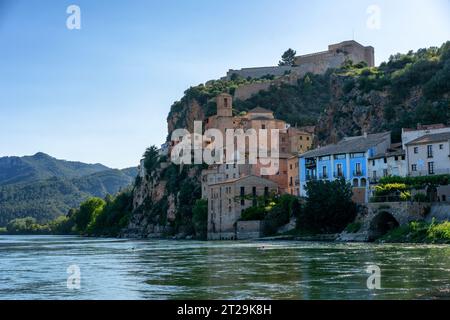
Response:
[299,132,391,203]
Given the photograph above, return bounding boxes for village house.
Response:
[368,143,407,184]
[287,155,300,196]
[299,132,392,204]
[405,132,450,177]
[207,175,278,240]
[202,93,313,240]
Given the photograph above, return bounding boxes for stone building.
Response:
[207,175,278,240]
[287,155,300,196]
[225,40,374,80]
[202,93,314,239]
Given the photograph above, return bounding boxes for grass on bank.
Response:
[379,219,450,244]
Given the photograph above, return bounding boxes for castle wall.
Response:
[225,41,375,81]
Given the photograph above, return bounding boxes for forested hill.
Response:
[127,41,450,239]
[0,153,138,226]
[0,152,109,186]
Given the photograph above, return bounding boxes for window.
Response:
[411,164,417,172]
[440,144,444,150]
[240,187,245,206]
[402,155,406,160]
[350,153,365,158]
[334,154,346,160]
[252,187,257,206]
[224,98,229,108]
[383,169,388,177]
[322,166,328,178]
[428,162,435,175]
[307,137,310,141]
[372,160,375,166]
[372,171,377,179]
[289,164,293,170]
[427,145,433,158]
[319,156,330,161]
[336,164,343,177]
[394,156,399,161]
[355,163,362,176]
[262,124,266,130]
[300,136,303,140]
[414,147,418,154]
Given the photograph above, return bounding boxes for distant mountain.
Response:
[0,153,138,226]
[0,152,109,186]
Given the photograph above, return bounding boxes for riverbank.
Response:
[377,220,450,244]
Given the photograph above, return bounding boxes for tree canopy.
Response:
[279,48,297,66]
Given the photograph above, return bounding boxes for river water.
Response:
[1,235,450,300]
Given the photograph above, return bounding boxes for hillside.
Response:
[0,152,109,186]
[127,42,450,239]
[0,153,137,226]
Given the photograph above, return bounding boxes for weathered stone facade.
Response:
[225,40,374,81]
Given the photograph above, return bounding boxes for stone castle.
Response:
[224,40,374,80]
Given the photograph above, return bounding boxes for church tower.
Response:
[216,93,233,117]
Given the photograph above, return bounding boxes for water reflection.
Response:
[0,236,450,300]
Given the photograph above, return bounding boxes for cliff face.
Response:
[124,42,450,239]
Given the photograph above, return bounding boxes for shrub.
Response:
[345,222,362,233]
[241,206,266,221]
[413,193,428,203]
[192,199,208,240]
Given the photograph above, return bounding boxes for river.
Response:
[1,235,450,300]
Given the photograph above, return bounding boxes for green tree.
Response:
[298,179,357,234]
[279,48,297,66]
[143,145,159,174]
[192,199,208,240]
[74,198,106,233]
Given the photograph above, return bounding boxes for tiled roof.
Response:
[300,132,391,158]
[208,174,277,186]
[406,132,450,146]
[248,107,274,114]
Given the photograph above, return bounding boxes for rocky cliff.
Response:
[124,42,450,239]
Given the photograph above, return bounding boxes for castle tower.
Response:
[216,93,233,117]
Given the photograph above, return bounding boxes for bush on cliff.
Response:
[192,199,208,240]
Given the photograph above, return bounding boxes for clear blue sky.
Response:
[0,0,449,168]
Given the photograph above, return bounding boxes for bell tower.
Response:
[216,93,233,117]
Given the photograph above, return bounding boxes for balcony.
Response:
[353,170,364,177]
[319,173,329,180]
[333,172,345,179]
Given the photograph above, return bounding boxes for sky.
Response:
[0,0,449,169]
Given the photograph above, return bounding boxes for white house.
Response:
[368,144,407,184]
[405,132,450,176]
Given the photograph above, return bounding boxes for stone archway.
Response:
[368,211,400,241]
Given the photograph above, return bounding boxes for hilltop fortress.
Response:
[224,40,374,81]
